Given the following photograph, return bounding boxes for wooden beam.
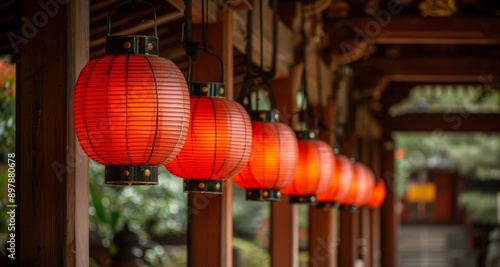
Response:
[382,113,500,132]
[169,0,294,78]
[356,57,500,83]
[340,16,500,45]
[17,0,89,265]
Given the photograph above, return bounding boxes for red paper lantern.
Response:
[368,178,386,209]
[165,83,252,193]
[233,110,299,201]
[317,155,353,207]
[282,130,334,204]
[339,162,375,207]
[74,35,190,185]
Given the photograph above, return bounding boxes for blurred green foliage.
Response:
[395,132,500,225]
[89,160,187,248]
[0,56,15,235]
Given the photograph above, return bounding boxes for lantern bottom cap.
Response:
[316,201,338,210]
[288,195,317,205]
[105,165,158,186]
[183,179,224,194]
[246,189,281,202]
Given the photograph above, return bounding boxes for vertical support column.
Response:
[187,16,233,266]
[369,209,381,267]
[221,9,234,267]
[370,136,382,267]
[309,99,337,267]
[359,138,372,267]
[17,0,89,265]
[69,1,90,266]
[380,137,397,267]
[339,209,359,267]
[338,134,358,267]
[271,72,300,267]
[308,208,338,267]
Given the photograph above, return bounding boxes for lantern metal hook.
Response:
[107,0,158,38]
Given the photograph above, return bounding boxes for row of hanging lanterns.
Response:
[73,0,386,209]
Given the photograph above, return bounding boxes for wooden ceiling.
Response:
[2,0,499,132]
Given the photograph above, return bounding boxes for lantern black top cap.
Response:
[295,129,319,140]
[105,0,159,56]
[189,82,226,97]
[250,110,280,122]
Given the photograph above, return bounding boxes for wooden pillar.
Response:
[17,0,89,266]
[271,195,299,267]
[370,136,382,267]
[369,209,381,267]
[359,138,372,267]
[187,13,234,267]
[308,208,338,267]
[270,72,300,267]
[339,209,359,266]
[338,133,358,267]
[380,137,397,267]
[308,99,338,267]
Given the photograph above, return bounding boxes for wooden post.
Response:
[271,195,299,267]
[187,14,234,267]
[308,208,338,267]
[17,0,89,266]
[339,209,359,267]
[369,209,381,267]
[270,72,301,267]
[380,137,397,267]
[308,99,338,267]
[338,133,358,267]
[358,138,372,267]
[370,136,382,267]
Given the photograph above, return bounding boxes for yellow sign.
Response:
[406,182,436,203]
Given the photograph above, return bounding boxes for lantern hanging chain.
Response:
[199,0,225,83]
[314,12,324,128]
[237,0,279,111]
[182,0,199,83]
[298,1,317,129]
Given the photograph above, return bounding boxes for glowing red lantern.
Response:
[165,83,252,193]
[74,32,190,185]
[233,110,298,201]
[368,178,386,209]
[339,162,375,207]
[282,130,334,204]
[317,155,353,207]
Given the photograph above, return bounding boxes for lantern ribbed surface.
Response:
[233,121,299,190]
[165,96,252,183]
[317,155,353,203]
[368,178,386,209]
[339,163,375,207]
[282,139,334,198]
[74,54,190,166]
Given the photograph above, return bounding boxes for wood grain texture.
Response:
[17,0,74,265]
[68,0,90,266]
